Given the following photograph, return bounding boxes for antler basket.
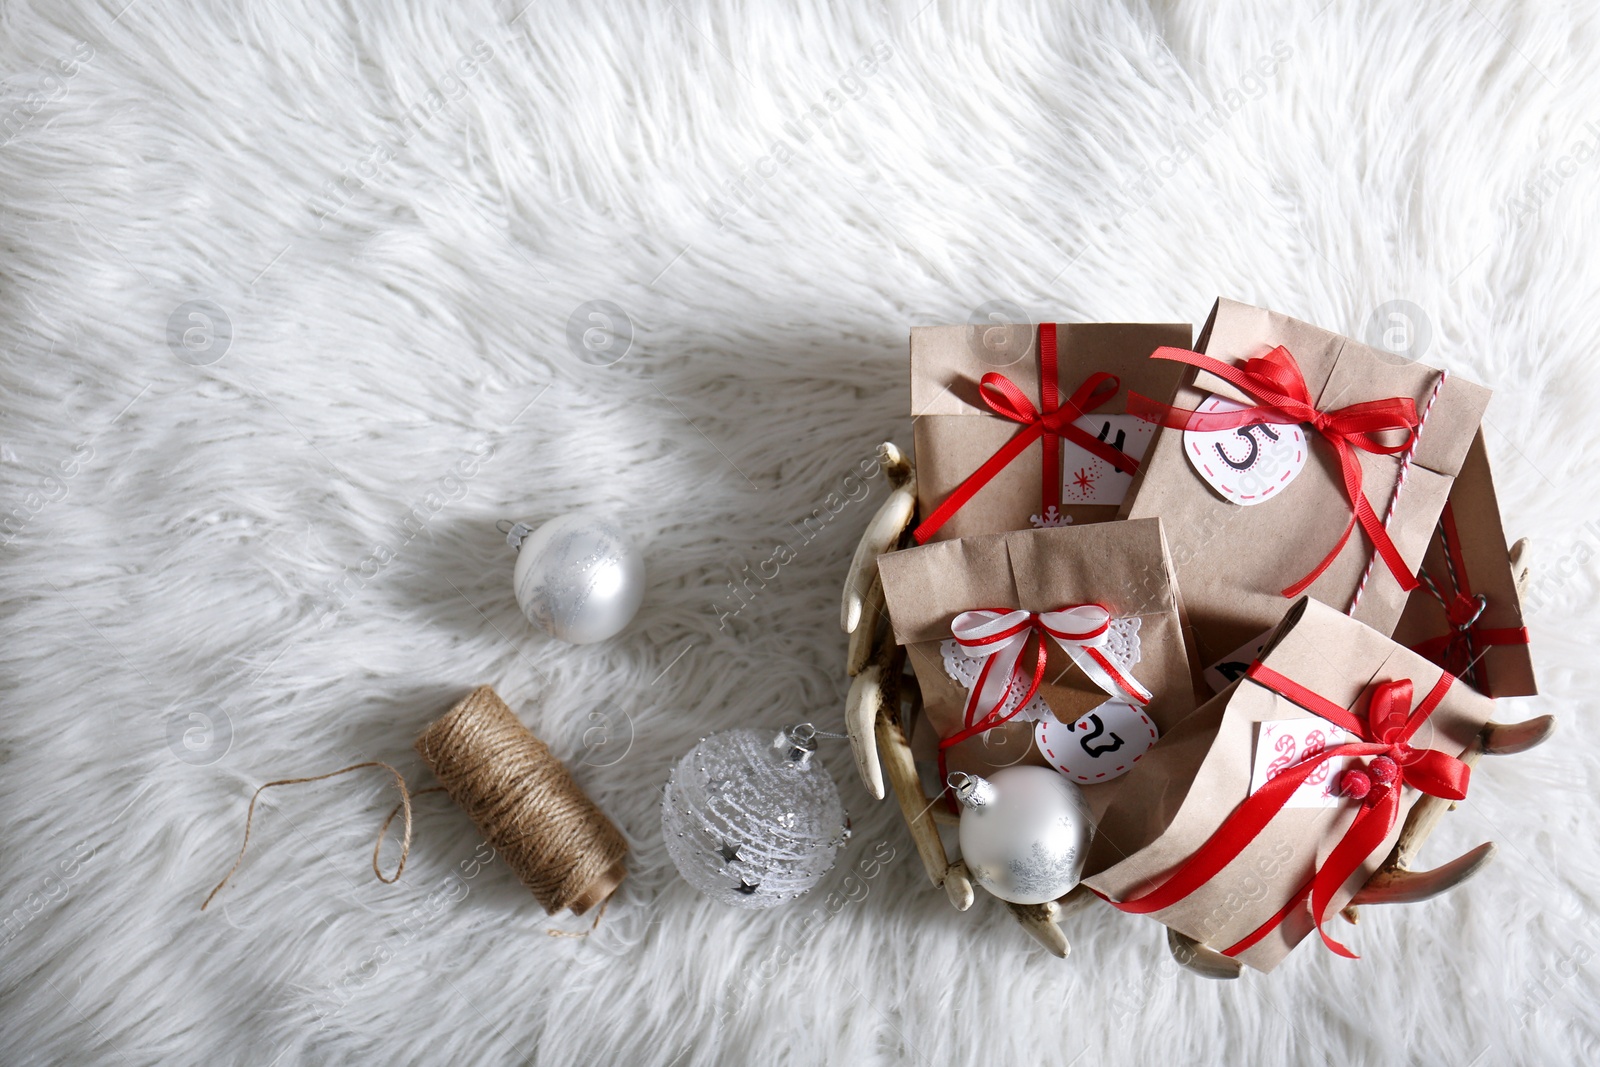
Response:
[840,442,1554,977]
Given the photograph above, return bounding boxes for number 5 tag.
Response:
[1182,395,1307,506]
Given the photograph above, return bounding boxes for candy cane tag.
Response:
[1248,719,1356,808]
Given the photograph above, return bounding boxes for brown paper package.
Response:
[1082,597,1496,972]
[1121,298,1492,670]
[875,518,1204,818]
[912,321,1192,542]
[1391,430,1536,697]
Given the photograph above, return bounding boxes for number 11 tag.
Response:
[1182,396,1306,506]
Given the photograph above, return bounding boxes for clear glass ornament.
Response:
[661,725,851,908]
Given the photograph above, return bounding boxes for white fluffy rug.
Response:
[3,1,1598,1064]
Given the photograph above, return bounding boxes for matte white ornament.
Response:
[661,725,851,908]
[507,511,644,644]
[950,766,1093,905]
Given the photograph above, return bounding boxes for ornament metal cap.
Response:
[947,771,996,809]
[776,723,819,767]
[497,518,535,549]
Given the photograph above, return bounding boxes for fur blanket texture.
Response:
[1,1,1597,1064]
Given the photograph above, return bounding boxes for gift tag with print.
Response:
[1201,626,1276,695]
[1034,700,1159,785]
[1060,414,1156,506]
[1248,718,1356,808]
[1183,396,1306,506]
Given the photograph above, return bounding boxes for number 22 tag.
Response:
[1182,396,1307,506]
[1034,701,1159,785]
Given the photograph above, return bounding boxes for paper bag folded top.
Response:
[1082,597,1495,972]
[1122,298,1492,672]
[1393,430,1535,697]
[876,519,1203,816]
[912,321,1192,543]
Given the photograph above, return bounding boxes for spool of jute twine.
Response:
[203,685,628,922]
[415,685,628,914]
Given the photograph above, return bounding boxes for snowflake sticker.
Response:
[1030,506,1073,529]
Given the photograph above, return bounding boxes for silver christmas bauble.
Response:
[662,725,850,908]
[951,766,1093,905]
[509,511,644,644]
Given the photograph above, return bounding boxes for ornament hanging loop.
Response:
[498,519,534,549]
[1454,592,1488,629]
[776,723,851,764]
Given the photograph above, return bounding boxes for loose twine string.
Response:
[203,686,629,934]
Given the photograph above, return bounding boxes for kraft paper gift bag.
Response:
[1120,297,1492,685]
[911,320,1191,544]
[875,518,1203,815]
[1082,597,1495,972]
[1392,430,1535,697]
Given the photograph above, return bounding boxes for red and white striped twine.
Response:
[1348,369,1448,613]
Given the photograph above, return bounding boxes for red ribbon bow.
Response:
[1106,662,1469,959]
[913,323,1136,544]
[1410,502,1530,692]
[1129,345,1423,597]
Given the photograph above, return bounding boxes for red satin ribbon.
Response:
[913,323,1135,544]
[1410,501,1530,690]
[1105,662,1468,959]
[1128,345,1423,597]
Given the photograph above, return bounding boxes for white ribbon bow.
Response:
[950,604,1152,731]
